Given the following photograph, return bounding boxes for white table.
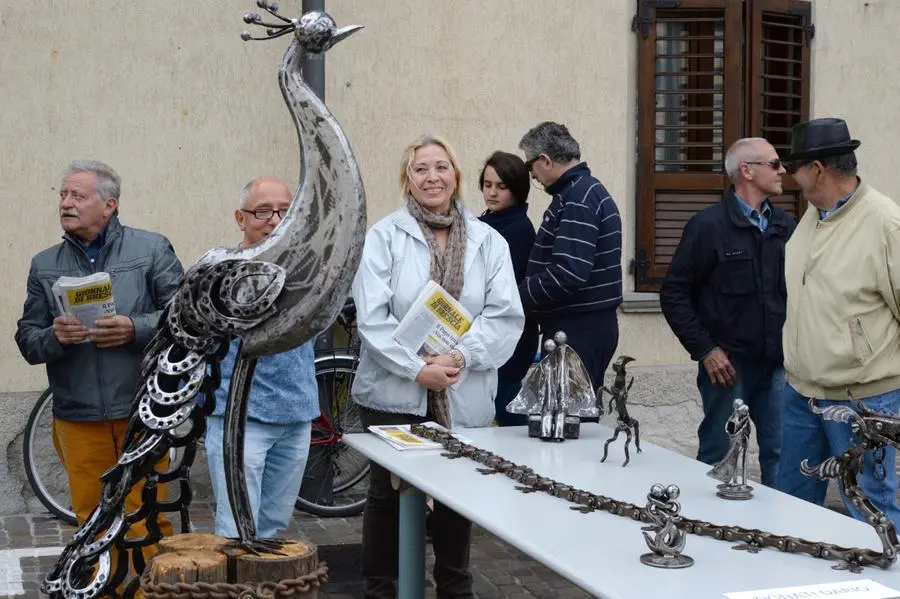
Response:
[344,424,900,598]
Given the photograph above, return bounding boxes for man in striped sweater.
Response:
[518,122,623,408]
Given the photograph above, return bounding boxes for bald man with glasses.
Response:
[660,138,796,488]
[204,176,320,539]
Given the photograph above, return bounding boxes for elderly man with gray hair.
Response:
[15,159,182,574]
[660,138,795,487]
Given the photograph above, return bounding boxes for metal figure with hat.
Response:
[600,355,642,466]
[779,117,900,530]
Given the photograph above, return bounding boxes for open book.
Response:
[52,272,117,330]
[368,421,473,451]
[393,280,473,357]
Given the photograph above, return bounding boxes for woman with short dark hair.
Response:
[478,151,539,426]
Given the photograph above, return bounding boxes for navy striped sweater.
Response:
[519,163,623,317]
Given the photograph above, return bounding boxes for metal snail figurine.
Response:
[42,4,366,598]
[505,331,599,441]
[707,398,753,500]
[600,355,641,466]
[639,483,694,569]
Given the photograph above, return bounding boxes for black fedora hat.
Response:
[784,117,861,161]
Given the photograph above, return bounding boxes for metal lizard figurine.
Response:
[601,355,641,466]
[42,4,366,598]
[800,393,900,572]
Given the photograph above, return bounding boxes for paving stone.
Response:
[0,502,593,598]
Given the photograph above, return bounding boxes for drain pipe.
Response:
[302,0,326,101]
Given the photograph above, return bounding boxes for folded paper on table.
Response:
[368,421,473,451]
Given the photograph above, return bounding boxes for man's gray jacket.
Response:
[15,217,184,421]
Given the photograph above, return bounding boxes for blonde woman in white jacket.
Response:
[351,134,524,598]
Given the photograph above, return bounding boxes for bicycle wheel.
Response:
[23,389,77,525]
[296,354,369,517]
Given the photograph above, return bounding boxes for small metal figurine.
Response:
[600,355,641,466]
[640,483,693,569]
[707,398,753,500]
[506,331,598,442]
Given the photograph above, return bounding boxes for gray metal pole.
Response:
[302,0,326,100]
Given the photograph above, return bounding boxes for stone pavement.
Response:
[0,502,593,599]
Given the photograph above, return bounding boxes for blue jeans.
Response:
[494,375,528,427]
[776,385,900,528]
[206,415,312,538]
[696,356,784,486]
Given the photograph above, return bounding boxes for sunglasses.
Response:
[745,159,785,171]
[524,155,542,171]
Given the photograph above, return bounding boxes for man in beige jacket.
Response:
[779,118,900,527]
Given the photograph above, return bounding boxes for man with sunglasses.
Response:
[518,122,623,413]
[204,176,320,538]
[661,138,795,488]
[778,118,900,526]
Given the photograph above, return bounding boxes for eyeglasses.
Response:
[242,208,288,221]
[524,155,543,172]
[745,159,785,171]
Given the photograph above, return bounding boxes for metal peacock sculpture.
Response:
[42,3,366,597]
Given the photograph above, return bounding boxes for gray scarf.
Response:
[406,196,467,428]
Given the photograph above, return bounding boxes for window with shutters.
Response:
[632,0,813,292]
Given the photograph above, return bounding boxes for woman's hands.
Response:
[415,356,460,391]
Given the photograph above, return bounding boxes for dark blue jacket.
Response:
[660,189,796,363]
[480,205,539,380]
[519,163,622,319]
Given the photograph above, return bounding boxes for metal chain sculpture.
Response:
[42,3,366,597]
[411,391,900,573]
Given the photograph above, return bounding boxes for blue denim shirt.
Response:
[735,195,772,232]
[818,192,853,220]
[211,338,319,425]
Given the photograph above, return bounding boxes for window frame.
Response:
[632,0,813,292]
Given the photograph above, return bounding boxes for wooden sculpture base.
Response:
[143,533,323,598]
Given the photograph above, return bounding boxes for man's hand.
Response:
[415,363,460,392]
[88,315,135,349]
[702,347,737,387]
[53,315,88,346]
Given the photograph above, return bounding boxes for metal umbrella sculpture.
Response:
[42,4,366,598]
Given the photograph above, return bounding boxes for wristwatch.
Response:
[449,348,466,369]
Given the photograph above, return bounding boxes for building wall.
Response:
[1,0,898,393]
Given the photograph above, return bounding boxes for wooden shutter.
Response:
[633,0,743,291]
[746,0,813,218]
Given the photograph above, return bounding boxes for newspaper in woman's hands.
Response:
[392,280,472,357]
[52,272,117,331]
